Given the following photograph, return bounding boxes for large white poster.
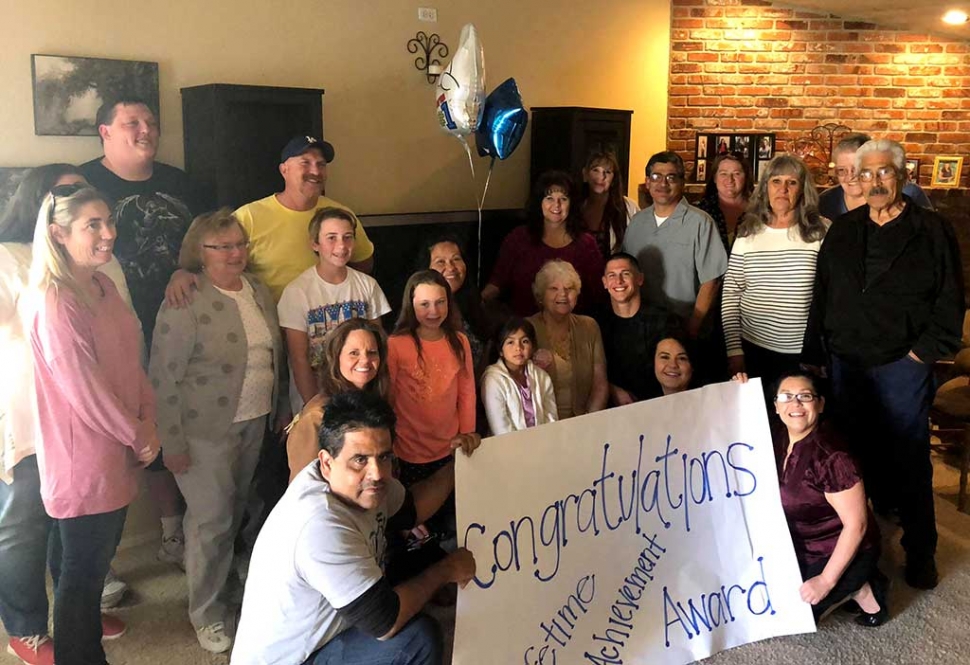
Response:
[454,380,816,665]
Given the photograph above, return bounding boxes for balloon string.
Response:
[476,157,495,287]
[460,136,475,180]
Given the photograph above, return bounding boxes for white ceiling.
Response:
[773,1,970,40]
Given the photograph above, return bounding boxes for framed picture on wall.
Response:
[757,135,774,159]
[931,156,962,188]
[716,135,731,156]
[733,135,751,159]
[697,135,709,159]
[905,158,920,184]
[31,54,159,136]
[696,160,707,184]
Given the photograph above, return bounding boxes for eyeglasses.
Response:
[648,173,683,184]
[834,167,857,180]
[774,392,818,404]
[202,242,250,252]
[48,183,88,224]
[857,166,898,183]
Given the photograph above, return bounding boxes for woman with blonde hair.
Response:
[0,166,137,662]
[30,185,159,665]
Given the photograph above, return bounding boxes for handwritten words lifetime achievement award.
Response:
[454,380,816,665]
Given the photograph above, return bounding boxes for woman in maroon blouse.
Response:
[771,371,888,626]
[482,171,605,317]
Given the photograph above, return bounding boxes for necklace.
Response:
[550,325,572,361]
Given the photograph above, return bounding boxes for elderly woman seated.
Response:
[737,370,888,626]
[528,259,608,419]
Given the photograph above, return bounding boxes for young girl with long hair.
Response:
[388,270,477,486]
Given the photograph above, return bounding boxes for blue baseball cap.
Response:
[280,135,335,163]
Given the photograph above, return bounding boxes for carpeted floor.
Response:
[3,456,969,665]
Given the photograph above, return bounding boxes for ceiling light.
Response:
[942,9,969,24]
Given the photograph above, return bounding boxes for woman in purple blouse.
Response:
[770,371,888,626]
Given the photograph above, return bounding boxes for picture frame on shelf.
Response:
[930,156,962,188]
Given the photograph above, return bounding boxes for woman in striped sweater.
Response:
[721,154,830,395]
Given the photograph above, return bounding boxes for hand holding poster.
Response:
[454,380,816,664]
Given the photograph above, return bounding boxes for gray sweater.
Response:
[149,274,286,456]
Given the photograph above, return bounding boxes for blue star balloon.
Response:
[475,78,528,160]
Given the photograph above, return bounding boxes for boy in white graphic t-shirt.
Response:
[278,207,390,412]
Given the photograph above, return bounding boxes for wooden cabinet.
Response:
[181,84,325,209]
[529,107,633,192]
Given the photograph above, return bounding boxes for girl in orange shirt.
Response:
[388,270,477,488]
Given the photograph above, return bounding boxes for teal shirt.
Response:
[621,198,728,322]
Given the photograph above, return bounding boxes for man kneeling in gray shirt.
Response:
[232,391,478,665]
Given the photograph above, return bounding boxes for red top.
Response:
[487,226,606,317]
[773,423,880,567]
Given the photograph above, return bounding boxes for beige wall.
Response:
[1,0,669,212]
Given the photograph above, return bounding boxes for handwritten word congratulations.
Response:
[463,434,757,589]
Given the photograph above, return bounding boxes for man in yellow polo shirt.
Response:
[235,135,376,301]
[164,135,376,306]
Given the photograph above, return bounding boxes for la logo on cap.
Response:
[306,136,317,143]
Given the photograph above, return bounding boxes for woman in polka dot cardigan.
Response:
[148,209,287,654]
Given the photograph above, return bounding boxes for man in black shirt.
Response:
[80,97,204,567]
[598,253,677,405]
[80,97,205,347]
[804,139,964,590]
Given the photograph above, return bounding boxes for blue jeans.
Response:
[830,353,937,560]
[0,455,52,637]
[303,614,442,665]
[49,506,128,665]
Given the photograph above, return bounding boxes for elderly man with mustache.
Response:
[803,139,965,591]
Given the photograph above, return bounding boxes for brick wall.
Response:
[668,0,970,190]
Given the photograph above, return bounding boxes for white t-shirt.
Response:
[213,280,274,423]
[231,462,406,665]
[655,214,669,227]
[277,266,391,411]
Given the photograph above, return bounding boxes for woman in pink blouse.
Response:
[29,185,159,665]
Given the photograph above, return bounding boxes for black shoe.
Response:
[855,572,890,628]
[905,557,939,590]
[839,600,861,614]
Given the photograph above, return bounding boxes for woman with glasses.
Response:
[1,168,139,663]
[818,133,933,221]
[695,152,755,253]
[30,185,160,665]
[721,154,829,396]
[483,171,605,316]
[149,209,287,654]
[738,370,888,626]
